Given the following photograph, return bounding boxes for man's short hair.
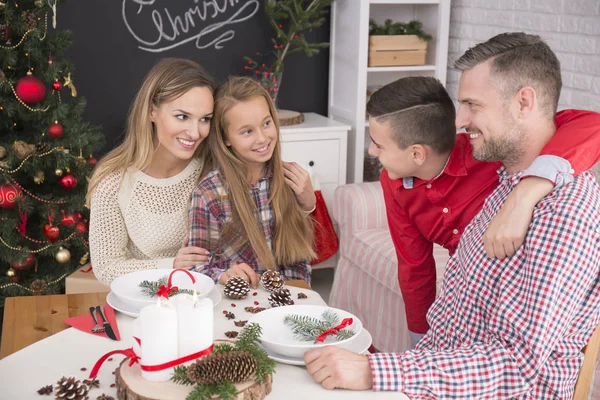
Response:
[366,76,456,154]
[454,32,561,118]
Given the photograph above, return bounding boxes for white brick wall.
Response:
[447,0,600,112]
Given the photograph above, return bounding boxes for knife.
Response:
[96,306,118,341]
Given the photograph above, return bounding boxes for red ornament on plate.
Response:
[59,173,77,190]
[12,254,36,271]
[43,224,60,242]
[52,80,63,91]
[48,122,64,139]
[0,184,21,209]
[15,72,46,104]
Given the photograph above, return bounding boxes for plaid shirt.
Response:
[369,170,600,399]
[188,168,311,285]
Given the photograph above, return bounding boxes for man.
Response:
[305,32,600,398]
[367,62,600,350]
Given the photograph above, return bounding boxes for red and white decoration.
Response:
[0,183,21,208]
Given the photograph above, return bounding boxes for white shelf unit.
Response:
[328,0,451,183]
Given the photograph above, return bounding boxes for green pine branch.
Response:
[283,310,356,342]
[138,276,194,298]
[369,19,433,41]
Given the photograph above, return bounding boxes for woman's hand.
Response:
[218,263,260,288]
[283,162,316,212]
[173,237,210,270]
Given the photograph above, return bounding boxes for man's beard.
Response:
[470,120,525,168]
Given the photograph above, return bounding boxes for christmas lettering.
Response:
[122,0,260,52]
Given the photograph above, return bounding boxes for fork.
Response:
[89,306,104,334]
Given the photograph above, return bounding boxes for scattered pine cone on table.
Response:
[268,288,295,307]
[96,395,114,400]
[186,351,257,384]
[224,276,250,299]
[260,270,284,292]
[37,385,53,395]
[54,376,89,400]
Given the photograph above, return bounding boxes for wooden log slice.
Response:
[115,342,273,400]
[277,109,304,126]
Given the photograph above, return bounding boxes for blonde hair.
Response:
[210,76,315,270]
[86,58,214,205]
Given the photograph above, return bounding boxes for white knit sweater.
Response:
[89,158,202,286]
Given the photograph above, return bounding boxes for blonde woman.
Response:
[87,58,214,286]
[188,76,316,287]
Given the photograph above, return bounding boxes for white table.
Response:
[0,286,407,399]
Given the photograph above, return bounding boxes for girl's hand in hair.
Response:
[173,237,211,270]
[283,162,316,212]
[219,263,260,288]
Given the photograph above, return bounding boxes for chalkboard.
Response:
[58,0,330,155]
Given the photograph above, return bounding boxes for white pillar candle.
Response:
[171,293,214,365]
[139,298,178,381]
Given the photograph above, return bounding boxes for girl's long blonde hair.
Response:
[86,58,214,204]
[211,76,315,270]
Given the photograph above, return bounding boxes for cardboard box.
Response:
[65,264,110,294]
[368,35,427,67]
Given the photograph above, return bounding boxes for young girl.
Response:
[188,76,316,287]
[87,58,215,285]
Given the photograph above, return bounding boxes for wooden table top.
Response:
[0,279,311,359]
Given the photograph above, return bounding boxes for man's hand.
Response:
[218,263,260,288]
[283,162,316,212]
[304,346,373,391]
[173,237,210,269]
[484,176,553,258]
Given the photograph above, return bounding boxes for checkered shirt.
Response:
[369,170,600,399]
[188,168,311,285]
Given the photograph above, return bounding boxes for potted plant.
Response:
[368,19,432,67]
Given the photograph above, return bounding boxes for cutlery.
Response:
[96,306,118,341]
[89,306,104,334]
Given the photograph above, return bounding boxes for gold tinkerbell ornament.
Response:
[63,73,77,97]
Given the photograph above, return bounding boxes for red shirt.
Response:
[381,109,600,334]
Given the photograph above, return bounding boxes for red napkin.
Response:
[63,304,121,341]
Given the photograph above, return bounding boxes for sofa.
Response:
[329,180,600,398]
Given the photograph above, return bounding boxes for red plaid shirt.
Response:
[369,170,600,398]
[188,168,311,284]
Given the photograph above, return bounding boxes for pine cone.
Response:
[30,279,47,295]
[55,376,89,400]
[268,288,294,307]
[260,270,284,292]
[96,395,114,400]
[35,142,52,154]
[37,385,53,395]
[224,276,250,299]
[186,351,257,384]
[21,11,37,30]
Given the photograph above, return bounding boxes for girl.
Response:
[87,58,214,285]
[189,76,316,287]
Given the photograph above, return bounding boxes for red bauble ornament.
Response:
[76,221,88,234]
[52,80,63,91]
[15,72,46,104]
[61,210,77,226]
[87,157,97,166]
[11,276,20,283]
[48,56,53,65]
[48,122,64,139]
[43,224,60,242]
[59,173,77,190]
[12,254,36,271]
[0,184,21,209]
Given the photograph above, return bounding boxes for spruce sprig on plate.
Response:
[139,276,194,298]
[283,309,355,342]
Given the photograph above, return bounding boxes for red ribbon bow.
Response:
[156,269,196,299]
[315,318,354,343]
[88,344,214,379]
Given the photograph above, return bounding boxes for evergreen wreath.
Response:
[171,323,275,400]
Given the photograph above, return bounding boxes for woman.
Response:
[87,58,214,285]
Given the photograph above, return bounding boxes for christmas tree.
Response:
[0,0,103,304]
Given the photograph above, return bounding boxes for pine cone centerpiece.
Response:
[186,351,257,384]
[261,270,284,292]
[55,376,89,400]
[223,276,250,299]
[268,288,295,307]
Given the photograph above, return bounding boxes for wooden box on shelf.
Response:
[368,35,427,67]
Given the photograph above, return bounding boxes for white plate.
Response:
[110,269,215,310]
[248,305,363,358]
[107,289,222,318]
[261,328,373,366]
